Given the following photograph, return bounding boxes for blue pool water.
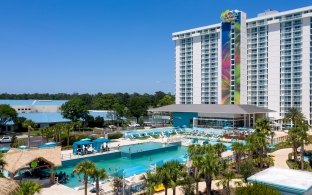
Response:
[57,144,187,188]
[120,142,174,153]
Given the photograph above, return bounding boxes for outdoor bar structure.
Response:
[3,147,62,185]
[149,104,274,128]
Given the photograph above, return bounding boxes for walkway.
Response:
[269,148,292,169]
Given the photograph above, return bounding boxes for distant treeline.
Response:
[0,92,175,118]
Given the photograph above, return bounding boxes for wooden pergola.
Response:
[3,147,62,183]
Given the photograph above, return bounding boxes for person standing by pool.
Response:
[129,147,131,153]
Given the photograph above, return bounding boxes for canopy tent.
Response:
[92,138,110,151]
[37,142,57,148]
[117,165,148,178]
[73,140,92,154]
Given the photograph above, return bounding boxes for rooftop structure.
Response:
[0,178,19,195]
[149,104,274,114]
[149,104,273,128]
[3,147,62,176]
[248,167,312,194]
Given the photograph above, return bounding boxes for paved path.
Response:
[270,148,292,169]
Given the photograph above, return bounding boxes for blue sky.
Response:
[0,0,310,94]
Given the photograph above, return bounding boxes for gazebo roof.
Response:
[0,178,19,195]
[3,147,62,174]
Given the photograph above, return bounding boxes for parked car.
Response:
[0,136,12,143]
[128,123,140,127]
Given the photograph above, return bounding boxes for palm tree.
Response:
[198,153,220,195]
[284,108,306,163]
[155,165,170,195]
[191,156,202,195]
[297,120,310,170]
[62,123,74,146]
[255,118,271,136]
[0,153,7,177]
[15,181,42,195]
[141,171,158,195]
[90,167,108,195]
[112,177,123,194]
[22,119,36,147]
[216,169,236,195]
[284,108,304,128]
[214,143,227,158]
[287,127,301,162]
[231,142,245,171]
[73,160,96,195]
[164,161,185,195]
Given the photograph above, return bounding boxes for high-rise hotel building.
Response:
[173,6,312,124]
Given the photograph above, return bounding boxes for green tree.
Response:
[164,161,185,195]
[235,183,280,195]
[61,123,74,146]
[40,127,54,143]
[296,120,310,170]
[90,167,108,195]
[156,161,185,195]
[138,116,144,126]
[60,98,89,122]
[187,144,215,195]
[238,159,256,182]
[284,108,304,128]
[14,181,42,195]
[216,169,236,195]
[255,118,271,136]
[141,171,159,195]
[128,94,149,121]
[157,95,175,107]
[284,108,305,163]
[72,160,96,195]
[0,104,17,132]
[22,119,36,147]
[214,143,227,158]
[232,142,245,171]
[199,153,220,195]
[181,175,195,195]
[112,177,123,194]
[0,153,7,177]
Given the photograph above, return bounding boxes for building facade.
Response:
[173,6,312,124]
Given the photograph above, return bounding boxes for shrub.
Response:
[108,132,123,139]
[286,159,312,171]
[235,183,280,195]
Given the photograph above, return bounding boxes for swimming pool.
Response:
[57,143,187,188]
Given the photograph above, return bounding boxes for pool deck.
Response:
[40,134,235,194]
[61,135,185,160]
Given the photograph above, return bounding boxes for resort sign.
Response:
[220,10,239,23]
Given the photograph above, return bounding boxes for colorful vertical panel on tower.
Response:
[221,10,241,104]
[221,22,231,104]
[234,13,241,104]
